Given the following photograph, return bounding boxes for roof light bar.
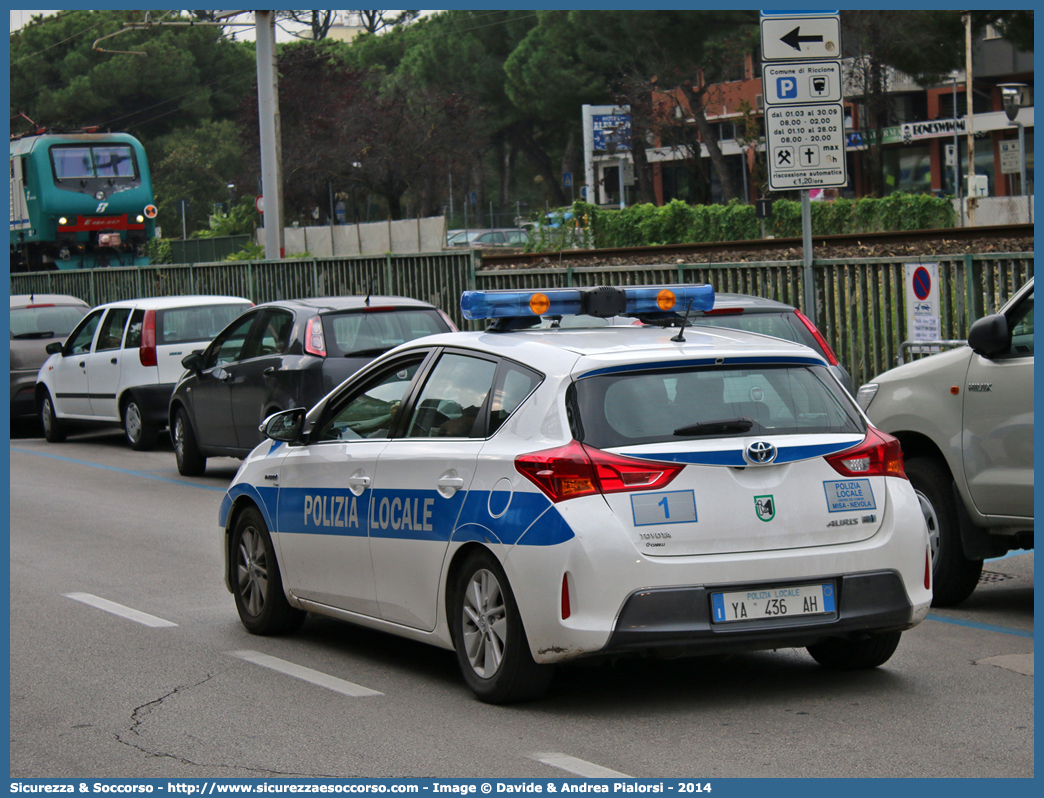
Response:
[460,285,714,321]
[461,289,584,320]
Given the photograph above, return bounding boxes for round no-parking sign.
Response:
[912,266,932,301]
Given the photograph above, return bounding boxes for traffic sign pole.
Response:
[761,10,846,325]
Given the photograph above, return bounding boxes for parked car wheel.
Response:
[40,390,66,443]
[807,630,902,670]
[122,396,158,451]
[451,549,554,704]
[232,506,306,635]
[905,456,983,607]
[173,409,207,476]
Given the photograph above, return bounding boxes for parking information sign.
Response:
[765,103,846,189]
[761,11,847,192]
[904,262,941,342]
[763,61,842,105]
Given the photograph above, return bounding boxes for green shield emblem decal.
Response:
[754,495,775,522]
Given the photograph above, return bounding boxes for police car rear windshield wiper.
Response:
[674,417,754,436]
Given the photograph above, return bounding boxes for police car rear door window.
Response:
[405,353,497,439]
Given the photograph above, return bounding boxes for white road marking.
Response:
[62,593,178,627]
[227,650,384,697]
[532,753,630,778]
[976,653,1034,676]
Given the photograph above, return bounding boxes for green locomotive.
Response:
[10,128,157,271]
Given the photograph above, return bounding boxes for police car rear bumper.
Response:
[604,569,917,656]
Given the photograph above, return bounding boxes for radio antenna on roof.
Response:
[671,299,694,343]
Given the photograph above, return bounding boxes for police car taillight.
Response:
[515,441,683,503]
[139,310,157,367]
[304,316,326,357]
[825,427,907,479]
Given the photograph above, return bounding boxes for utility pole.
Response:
[256,11,285,259]
[964,12,976,226]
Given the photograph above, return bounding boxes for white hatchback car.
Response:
[220,285,931,703]
[37,295,252,448]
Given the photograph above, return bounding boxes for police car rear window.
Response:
[574,364,863,449]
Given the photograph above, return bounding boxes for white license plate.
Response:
[711,583,835,623]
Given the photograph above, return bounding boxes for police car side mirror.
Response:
[45,342,64,356]
[261,407,307,442]
[967,313,1010,357]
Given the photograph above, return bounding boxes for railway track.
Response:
[481,223,1033,268]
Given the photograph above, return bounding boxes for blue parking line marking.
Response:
[926,613,1033,638]
[11,447,226,491]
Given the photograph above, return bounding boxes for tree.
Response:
[280,11,338,41]
[352,10,421,35]
[150,120,246,237]
[349,11,549,212]
[505,10,758,205]
[10,10,255,140]
[237,42,482,221]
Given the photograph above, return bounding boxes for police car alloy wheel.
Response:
[232,507,305,635]
[41,391,66,443]
[451,549,553,704]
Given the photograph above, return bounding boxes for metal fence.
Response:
[10,250,1032,389]
[169,235,252,265]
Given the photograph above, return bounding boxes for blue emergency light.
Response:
[460,284,715,322]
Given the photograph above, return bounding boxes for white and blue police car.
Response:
[219,284,931,703]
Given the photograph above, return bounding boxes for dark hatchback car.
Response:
[687,293,853,393]
[168,296,456,475]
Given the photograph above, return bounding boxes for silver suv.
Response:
[857,278,1033,606]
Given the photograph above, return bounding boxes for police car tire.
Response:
[231,507,306,635]
[123,397,158,451]
[451,549,554,704]
[174,408,207,476]
[806,630,902,670]
[41,391,66,443]
[904,456,983,607]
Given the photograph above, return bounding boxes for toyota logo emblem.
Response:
[746,441,777,464]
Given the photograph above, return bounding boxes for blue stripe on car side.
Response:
[256,485,574,547]
[220,483,279,531]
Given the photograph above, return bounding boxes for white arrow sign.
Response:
[761,16,840,61]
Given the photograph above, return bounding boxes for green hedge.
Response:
[539,194,956,250]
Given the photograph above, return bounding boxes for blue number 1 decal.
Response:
[658,496,670,519]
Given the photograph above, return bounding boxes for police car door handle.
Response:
[347,475,370,488]
[110,357,117,364]
[437,476,465,490]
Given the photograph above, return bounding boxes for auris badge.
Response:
[754,495,775,522]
